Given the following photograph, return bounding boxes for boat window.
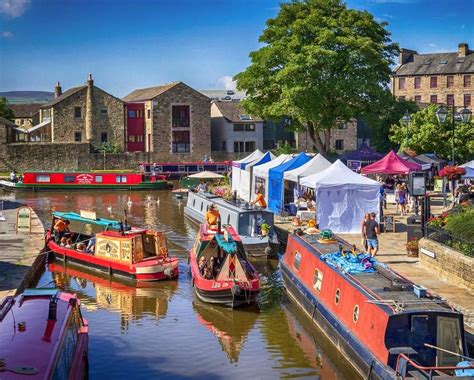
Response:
[217,165,226,171]
[200,202,203,212]
[193,198,196,207]
[63,175,75,183]
[335,289,340,305]
[353,305,359,323]
[116,175,127,183]
[95,175,103,183]
[36,174,50,183]
[313,269,323,292]
[293,252,302,271]
[227,214,230,225]
[197,165,204,172]
[51,315,78,380]
[178,165,186,172]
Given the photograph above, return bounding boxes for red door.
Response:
[126,103,145,152]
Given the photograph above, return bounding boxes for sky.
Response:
[0,0,473,97]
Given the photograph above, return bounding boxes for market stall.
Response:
[361,150,422,175]
[252,154,292,199]
[238,151,275,201]
[340,142,384,171]
[231,150,264,193]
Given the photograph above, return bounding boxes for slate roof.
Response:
[9,104,42,118]
[123,82,180,102]
[394,51,474,77]
[40,85,87,109]
[213,100,263,123]
[0,116,16,127]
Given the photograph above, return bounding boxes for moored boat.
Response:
[184,191,280,258]
[0,288,88,380]
[281,231,474,379]
[46,210,179,282]
[140,161,231,179]
[189,224,260,308]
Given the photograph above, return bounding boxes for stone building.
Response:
[9,104,42,130]
[295,119,358,153]
[38,75,125,149]
[392,42,473,110]
[210,100,263,153]
[123,82,211,160]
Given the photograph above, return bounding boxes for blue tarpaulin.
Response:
[268,152,311,212]
[249,151,273,169]
[53,211,122,229]
[215,233,237,253]
[320,251,377,274]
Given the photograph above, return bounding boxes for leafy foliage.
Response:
[444,206,474,257]
[271,142,297,155]
[235,0,398,156]
[390,105,474,162]
[97,143,120,154]
[0,97,14,121]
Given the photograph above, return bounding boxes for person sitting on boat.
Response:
[203,266,213,280]
[250,189,267,209]
[59,236,67,247]
[86,233,96,253]
[9,170,17,183]
[198,256,207,273]
[209,257,220,277]
[76,242,87,252]
[197,180,208,193]
[53,218,70,243]
[17,175,23,184]
[205,204,221,229]
[65,237,74,249]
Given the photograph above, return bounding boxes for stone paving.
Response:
[0,200,45,300]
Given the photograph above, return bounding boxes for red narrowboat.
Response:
[140,161,231,179]
[189,224,260,308]
[281,232,474,379]
[46,211,179,282]
[0,288,88,380]
[1,168,172,192]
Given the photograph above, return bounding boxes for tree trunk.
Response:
[324,129,331,153]
[306,121,327,157]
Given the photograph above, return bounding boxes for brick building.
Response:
[392,42,473,110]
[38,75,125,149]
[123,82,211,160]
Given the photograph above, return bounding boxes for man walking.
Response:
[364,212,379,257]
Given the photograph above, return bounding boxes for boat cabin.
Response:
[139,161,231,179]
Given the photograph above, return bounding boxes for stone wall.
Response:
[418,238,473,293]
[152,82,211,161]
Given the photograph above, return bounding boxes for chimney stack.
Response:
[458,43,469,58]
[87,73,94,87]
[399,48,417,65]
[85,74,94,143]
[54,82,62,98]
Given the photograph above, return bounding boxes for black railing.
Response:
[425,225,474,257]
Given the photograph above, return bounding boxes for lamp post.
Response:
[401,110,411,147]
[435,105,472,165]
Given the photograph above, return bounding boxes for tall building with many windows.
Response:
[392,43,473,110]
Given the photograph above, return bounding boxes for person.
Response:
[53,219,70,243]
[203,266,213,280]
[198,256,206,273]
[17,175,23,184]
[394,184,401,213]
[364,212,379,257]
[203,155,209,163]
[250,188,267,209]
[361,213,370,251]
[205,204,220,228]
[209,156,214,163]
[86,233,96,253]
[399,184,407,216]
[197,180,208,193]
[293,186,301,203]
[76,242,87,252]
[209,257,218,277]
[65,237,73,249]
[10,171,17,183]
[59,236,67,247]
[384,176,395,191]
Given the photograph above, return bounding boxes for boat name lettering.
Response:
[77,174,94,184]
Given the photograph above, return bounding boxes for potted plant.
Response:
[406,238,419,257]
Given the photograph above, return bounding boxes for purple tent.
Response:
[341,143,384,166]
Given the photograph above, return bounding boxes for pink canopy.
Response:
[361,150,422,174]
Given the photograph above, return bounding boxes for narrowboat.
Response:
[184,191,280,258]
[281,231,474,379]
[1,168,172,192]
[140,161,231,179]
[189,224,260,308]
[0,288,88,380]
[46,210,179,282]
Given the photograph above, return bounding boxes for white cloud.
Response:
[382,13,393,19]
[1,31,13,38]
[428,43,437,48]
[216,76,237,91]
[0,0,31,18]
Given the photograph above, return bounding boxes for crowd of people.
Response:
[53,218,95,253]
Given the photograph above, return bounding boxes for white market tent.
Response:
[231,150,264,193]
[253,154,292,199]
[284,153,332,183]
[239,151,276,201]
[460,160,474,169]
[300,160,380,233]
[460,160,474,179]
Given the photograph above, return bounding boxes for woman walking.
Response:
[399,184,407,216]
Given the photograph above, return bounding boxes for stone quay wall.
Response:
[418,238,473,293]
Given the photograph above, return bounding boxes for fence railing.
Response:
[425,225,474,258]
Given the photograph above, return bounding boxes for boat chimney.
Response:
[217,216,222,234]
[233,191,237,202]
[48,297,57,320]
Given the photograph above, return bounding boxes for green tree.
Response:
[234,0,398,156]
[390,105,474,162]
[0,97,14,121]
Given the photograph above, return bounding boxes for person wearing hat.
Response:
[205,204,221,228]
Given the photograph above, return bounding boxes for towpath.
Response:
[0,199,45,300]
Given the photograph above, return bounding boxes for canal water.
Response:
[4,190,359,379]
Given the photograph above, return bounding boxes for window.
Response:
[74,132,82,142]
[337,122,347,129]
[414,77,421,89]
[430,76,437,88]
[116,175,127,183]
[464,75,471,88]
[447,94,454,107]
[137,135,143,142]
[293,252,301,271]
[63,175,75,183]
[447,76,454,88]
[245,141,256,152]
[36,175,50,183]
[465,94,471,108]
[335,139,344,150]
[313,269,323,292]
[233,124,244,132]
[147,109,151,119]
[95,175,103,183]
[222,141,226,150]
[335,289,341,305]
[244,124,255,131]
[197,165,204,172]
[74,107,82,118]
[239,114,252,120]
[415,95,422,104]
[128,110,136,118]
[20,119,24,126]
[178,165,186,172]
[136,110,142,118]
[353,305,360,323]
[172,105,190,128]
[172,131,190,153]
[100,132,108,143]
[430,95,438,104]
[100,108,108,116]
[128,135,136,142]
[398,77,406,90]
[234,141,244,153]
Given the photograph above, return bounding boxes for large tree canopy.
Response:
[390,105,474,163]
[235,0,398,156]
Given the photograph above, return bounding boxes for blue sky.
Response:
[0,0,472,97]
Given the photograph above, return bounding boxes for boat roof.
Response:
[25,170,140,175]
[295,233,454,315]
[53,211,123,229]
[0,289,77,380]
[191,192,272,214]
